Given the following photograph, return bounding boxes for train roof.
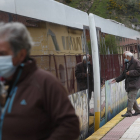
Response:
[93,14,140,40]
[0,0,140,39]
[0,0,89,29]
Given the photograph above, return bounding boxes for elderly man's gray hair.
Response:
[83,55,89,61]
[124,51,133,57]
[0,22,33,56]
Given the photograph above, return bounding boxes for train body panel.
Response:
[27,22,84,56]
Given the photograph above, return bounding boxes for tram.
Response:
[1,0,140,139]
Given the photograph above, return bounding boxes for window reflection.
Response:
[98,29,139,120]
[75,55,93,96]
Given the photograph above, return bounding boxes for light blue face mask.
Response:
[0,55,17,78]
[88,61,90,64]
[124,58,129,63]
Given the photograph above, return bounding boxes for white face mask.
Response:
[0,55,17,78]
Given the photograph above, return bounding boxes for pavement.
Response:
[119,118,140,140]
[86,98,140,140]
[102,114,140,140]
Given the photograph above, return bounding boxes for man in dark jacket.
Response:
[112,51,140,117]
[0,22,80,140]
[75,55,94,115]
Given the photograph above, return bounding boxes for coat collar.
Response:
[5,58,37,86]
[125,56,134,69]
[128,56,134,68]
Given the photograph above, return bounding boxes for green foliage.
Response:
[107,0,140,15]
[89,0,109,18]
[107,0,128,15]
[100,37,107,55]
[106,34,118,54]
[87,41,92,55]
[89,0,140,29]
[99,35,118,55]
[65,0,72,3]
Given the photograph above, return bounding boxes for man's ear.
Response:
[12,49,27,66]
[18,49,27,63]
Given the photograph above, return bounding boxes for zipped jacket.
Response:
[116,57,140,92]
[0,59,80,140]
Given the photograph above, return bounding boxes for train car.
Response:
[1,0,140,140]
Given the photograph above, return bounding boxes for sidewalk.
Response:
[86,98,140,140]
[119,118,140,140]
[102,114,140,140]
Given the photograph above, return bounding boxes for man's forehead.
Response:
[123,53,126,57]
[0,40,11,49]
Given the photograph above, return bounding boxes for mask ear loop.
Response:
[20,63,25,67]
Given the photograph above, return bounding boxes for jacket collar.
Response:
[127,56,134,69]
[125,56,134,69]
[18,58,37,85]
[82,61,87,69]
[5,58,37,86]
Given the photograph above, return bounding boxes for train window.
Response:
[15,14,88,138]
[98,32,127,121]
[13,14,85,94]
[99,34,138,122]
